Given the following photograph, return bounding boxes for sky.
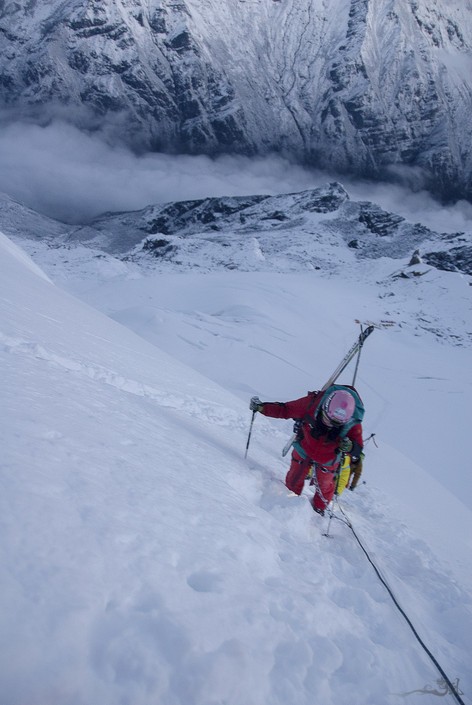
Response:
[1,118,472,235]
[1,201,471,705]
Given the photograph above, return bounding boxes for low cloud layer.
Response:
[0,120,326,223]
[0,119,471,234]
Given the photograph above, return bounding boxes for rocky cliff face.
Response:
[1,0,472,201]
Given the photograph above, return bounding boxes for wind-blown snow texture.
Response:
[1,0,472,200]
[1,178,472,704]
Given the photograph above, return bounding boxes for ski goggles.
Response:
[321,409,343,428]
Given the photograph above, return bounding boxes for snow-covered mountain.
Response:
[1,181,470,347]
[73,182,472,279]
[1,0,472,201]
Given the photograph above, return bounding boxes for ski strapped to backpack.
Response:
[281,326,374,456]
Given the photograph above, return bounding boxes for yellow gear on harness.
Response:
[336,453,351,495]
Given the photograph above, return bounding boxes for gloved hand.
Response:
[351,456,359,464]
[250,396,263,413]
[339,437,353,453]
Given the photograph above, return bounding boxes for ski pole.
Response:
[323,469,341,537]
[323,510,334,538]
[244,411,256,459]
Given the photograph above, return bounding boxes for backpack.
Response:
[292,385,365,466]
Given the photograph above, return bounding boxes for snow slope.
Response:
[1,225,472,704]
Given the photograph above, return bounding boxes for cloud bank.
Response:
[0,119,471,234]
[0,120,325,223]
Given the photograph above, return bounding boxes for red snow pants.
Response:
[285,450,337,512]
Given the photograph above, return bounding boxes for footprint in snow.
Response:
[186,570,223,593]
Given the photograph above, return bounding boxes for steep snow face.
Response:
[2,224,472,705]
[1,0,472,200]
[1,179,472,703]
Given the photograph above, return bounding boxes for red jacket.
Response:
[261,391,363,468]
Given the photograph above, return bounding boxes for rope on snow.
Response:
[330,500,466,705]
